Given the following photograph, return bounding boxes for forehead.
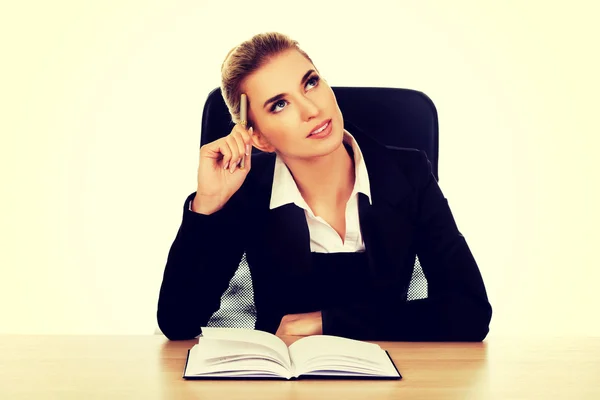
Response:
[243,49,314,107]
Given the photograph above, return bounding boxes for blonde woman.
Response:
[157,32,492,341]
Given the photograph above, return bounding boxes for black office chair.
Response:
[201,87,439,328]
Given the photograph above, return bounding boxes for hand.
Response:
[192,124,254,215]
[275,311,323,337]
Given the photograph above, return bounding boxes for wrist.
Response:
[191,194,223,215]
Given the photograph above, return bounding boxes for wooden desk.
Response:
[1,335,598,399]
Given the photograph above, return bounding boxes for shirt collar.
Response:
[269,128,372,211]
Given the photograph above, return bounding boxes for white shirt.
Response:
[269,129,372,253]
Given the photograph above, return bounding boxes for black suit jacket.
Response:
[157,124,492,341]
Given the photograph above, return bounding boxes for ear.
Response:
[250,126,276,153]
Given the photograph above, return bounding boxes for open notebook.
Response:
[183,327,401,380]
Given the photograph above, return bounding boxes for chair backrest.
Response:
[199,86,439,329]
[199,87,439,181]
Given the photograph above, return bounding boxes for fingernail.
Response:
[246,144,251,155]
[249,127,253,135]
[224,161,229,170]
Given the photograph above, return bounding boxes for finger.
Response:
[245,126,254,155]
[243,142,252,170]
[242,127,255,169]
[234,124,253,146]
[235,125,253,169]
[224,136,240,173]
[230,131,246,160]
[202,139,232,169]
[231,132,249,171]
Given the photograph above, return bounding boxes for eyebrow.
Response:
[262,69,316,109]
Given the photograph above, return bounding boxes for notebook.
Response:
[183,327,402,380]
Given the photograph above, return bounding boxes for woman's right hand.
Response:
[192,123,254,215]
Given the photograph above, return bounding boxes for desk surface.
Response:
[1,335,599,399]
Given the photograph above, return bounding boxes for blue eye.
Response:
[270,75,320,113]
[306,76,319,89]
[271,100,287,112]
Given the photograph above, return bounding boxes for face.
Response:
[242,49,344,160]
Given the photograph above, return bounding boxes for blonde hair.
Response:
[220,32,316,127]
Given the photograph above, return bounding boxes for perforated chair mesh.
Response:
[206,253,428,328]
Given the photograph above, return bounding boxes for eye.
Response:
[269,75,321,113]
[271,99,287,113]
[306,75,320,89]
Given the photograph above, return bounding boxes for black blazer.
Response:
[157,124,492,341]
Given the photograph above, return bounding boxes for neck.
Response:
[281,142,355,208]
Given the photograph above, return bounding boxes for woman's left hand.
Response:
[275,311,323,336]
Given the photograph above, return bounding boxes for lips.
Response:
[307,119,332,137]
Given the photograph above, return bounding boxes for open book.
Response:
[183,327,401,380]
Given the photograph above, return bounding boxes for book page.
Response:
[288,335,398,377]
[195,337,287,369]
[186,343,291,379]
[200,327,291,368]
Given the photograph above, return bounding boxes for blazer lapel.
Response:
[351,124,418,294]
[263,204,312,279]
[248,153,313,279]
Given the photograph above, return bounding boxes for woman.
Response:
[157,32,492,341]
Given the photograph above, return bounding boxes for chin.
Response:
[312,125,344,158]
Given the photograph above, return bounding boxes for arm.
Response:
[157,191,245,340]
[321,150,492,341]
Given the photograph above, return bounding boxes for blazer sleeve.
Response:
[157,191,246,340]
[321,150,492,341]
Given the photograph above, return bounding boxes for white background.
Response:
[1,0,598,336]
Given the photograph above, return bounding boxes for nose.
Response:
[298,95,320,122]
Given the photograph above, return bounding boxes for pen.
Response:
[239,93,248,169]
